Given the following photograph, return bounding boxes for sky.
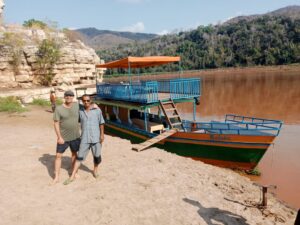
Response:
[3,0,300,34]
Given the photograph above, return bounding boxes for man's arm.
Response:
[78,102,99,109]
[100,124,104,144]
[54,121,64,144]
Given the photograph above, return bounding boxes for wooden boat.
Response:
[94,56,282,170]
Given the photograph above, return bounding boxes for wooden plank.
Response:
[132,129,177,152]
[162,101,173,104]
[165,108,176,111]
[131,118,164,133]
[169,115,180,119]
[171,122,183,126]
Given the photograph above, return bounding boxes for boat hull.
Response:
[105,122,275,170]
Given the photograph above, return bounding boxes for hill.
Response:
[76,28,158,50]
[96,5,300,73]
[225,5,300,24]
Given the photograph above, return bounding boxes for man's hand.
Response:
[100,135,104,144]
[57,137,65,145]
[92,103,99,109]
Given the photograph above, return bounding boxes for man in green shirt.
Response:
[52,90,81,184]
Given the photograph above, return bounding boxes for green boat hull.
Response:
[105,123,269,170]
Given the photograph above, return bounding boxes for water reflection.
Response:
[177,71,300,208]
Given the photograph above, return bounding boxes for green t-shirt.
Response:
[53,103,80,141]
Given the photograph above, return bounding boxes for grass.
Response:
[31,98,51,106]
[31,98,63,107]
[0,96,27,113]
[246,167,262,176]
[56,98,63,105]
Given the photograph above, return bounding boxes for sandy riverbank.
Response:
[0,106,297,225]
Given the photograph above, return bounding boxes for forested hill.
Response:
[97,6,300,72]
[76,28,158,50]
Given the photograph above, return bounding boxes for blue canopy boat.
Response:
[94,56,282,170]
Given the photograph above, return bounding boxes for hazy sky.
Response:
[4,0,300,34]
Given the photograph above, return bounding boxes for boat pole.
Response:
[255,183,277,207]
[128,61,132,85]
[193,98,196,121]
[144,108,148,132]
[179,60,182,79]
[128,61,132,99]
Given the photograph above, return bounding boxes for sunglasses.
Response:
[82,99,91,102]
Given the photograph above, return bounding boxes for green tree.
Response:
[97,15,300,74]
[23,19,47,29]
[36,39,61,86]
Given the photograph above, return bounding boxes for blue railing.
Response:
[170,78,201,99]
[96,78,201,103]
[182,114,282,136]
[96,82,158,103]
[157,79,170,92]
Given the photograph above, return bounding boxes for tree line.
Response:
[97,15,300,74]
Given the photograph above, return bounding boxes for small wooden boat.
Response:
[94,56,282,170]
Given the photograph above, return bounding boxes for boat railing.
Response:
[182,115,283,136]
[96,81,158,103]
[170,78,201,99]
[96,78,201,103]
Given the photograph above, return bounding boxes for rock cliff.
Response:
[0,24,101,89]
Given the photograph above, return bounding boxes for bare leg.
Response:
[71,151,80,178]
[93,164,99,178]
[63,160,81,185]
[52,153,62,184]
[71,151,77,171]
[70,160,81,181]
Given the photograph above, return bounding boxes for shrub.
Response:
[56,98,63,105]
[246,167,261,176]
[36,39,61,86]
[23,19,47,29]
[0,32,24,74]
[0,97,26,113]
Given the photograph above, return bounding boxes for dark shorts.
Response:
[56,138,80,154]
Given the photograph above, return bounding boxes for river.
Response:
[105,69,300,208]
[175,70,300,209]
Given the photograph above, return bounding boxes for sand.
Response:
[0,106,297,225]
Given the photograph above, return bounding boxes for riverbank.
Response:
[0,106,297,225]
[103,64,300,81]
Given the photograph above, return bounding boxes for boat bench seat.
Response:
[131,118,165,133]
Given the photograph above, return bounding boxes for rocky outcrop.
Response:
[0,0,4,25]
[0,24,103,89]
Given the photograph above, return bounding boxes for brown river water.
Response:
[175,71,300,209]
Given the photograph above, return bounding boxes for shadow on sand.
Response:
[183,198,250,225]
[39,153,93,179]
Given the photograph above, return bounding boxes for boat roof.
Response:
[96,56,180,69]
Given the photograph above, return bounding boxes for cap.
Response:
[64,90,75,97]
